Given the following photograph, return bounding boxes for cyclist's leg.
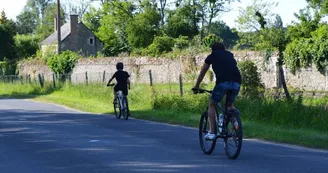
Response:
[227,82,240,111]
[206,83,225,139]
[123,89,131,116]
[113,85,119,103]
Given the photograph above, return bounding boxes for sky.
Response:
[1,0,307,28]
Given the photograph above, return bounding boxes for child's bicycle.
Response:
[108,84,129,120]
[192,88,243,160]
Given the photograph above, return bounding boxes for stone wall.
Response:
[18,51,328,91]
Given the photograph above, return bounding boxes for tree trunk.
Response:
[279,66,291,99]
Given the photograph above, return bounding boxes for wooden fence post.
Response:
[52,73,56,88]
[179,74,183,96]
[85,71,88,85]
[149,70,153,87]
[38,74,44,88]
[102,71,106,83]
[28,74,31,84]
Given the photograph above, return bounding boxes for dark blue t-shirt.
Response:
[113,70,130,89]
[205,50,241,84]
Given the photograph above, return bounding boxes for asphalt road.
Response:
[0,99,327,173]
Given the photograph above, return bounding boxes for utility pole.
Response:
[57,0,61,54]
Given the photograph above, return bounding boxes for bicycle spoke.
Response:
[227,141,237,148]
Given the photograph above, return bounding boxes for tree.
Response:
[14,35,40,59]
[83,7,103,33]
[36,3,66,40]
[207,21,239,48]
[255,12,291,99]
[126,0,161,49]
[284,6,328,75]
[235,0,278,32]
[165,2,200,38]
[96,0,134,55]
[200,0,236,28]
[0,10,17,61]
[158,0,167,26]
[26,0,53,19]
[305,0,328,14]
[16,10,38,34]
[64,0,92,19]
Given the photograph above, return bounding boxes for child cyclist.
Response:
[106,62,131,116]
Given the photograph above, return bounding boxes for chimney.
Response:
[70,15,78,34]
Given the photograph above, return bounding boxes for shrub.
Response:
[238,60,264,99]
[47,51,80,77]
[0,60,17,75]
[14,34,40,59]
[174,36,189,50]
[144,36,174,56]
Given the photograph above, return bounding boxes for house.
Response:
[41,15,103,56]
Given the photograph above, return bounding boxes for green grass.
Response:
[1,82,328,149]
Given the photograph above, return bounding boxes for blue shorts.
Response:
[211,82,240,104]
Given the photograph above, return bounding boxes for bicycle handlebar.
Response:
[192,88,212,94]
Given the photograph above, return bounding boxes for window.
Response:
[89,37,94,45]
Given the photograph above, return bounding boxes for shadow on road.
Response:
[0,108,328,173]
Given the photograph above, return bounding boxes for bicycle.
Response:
[192,88,243,160]
[108,84,129,120]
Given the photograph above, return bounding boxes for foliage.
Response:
[235,0,279,50]
[174,36,190,50]
[144,36,175,56]
[285,6,328,75]
[165,4,199,38]
[46,51,80,76]
[0,10,17,61]
[126,0,161,49]
[238,60,264,99]
[36,3,66,40]
[14,34,40,59]
[202,34,223,48]
[235,0,278,32]
[16,10,38,34]
[96,1,134,56]
[0,61,17,75]
[83,7,103,33]
[206,21,239,49]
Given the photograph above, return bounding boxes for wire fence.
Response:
[2,70,327,98]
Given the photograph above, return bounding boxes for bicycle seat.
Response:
[224,89,237,95]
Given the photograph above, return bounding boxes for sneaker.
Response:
[204,133,216,140]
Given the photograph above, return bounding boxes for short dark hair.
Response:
[211,42,225,51]
[116,62,124,70]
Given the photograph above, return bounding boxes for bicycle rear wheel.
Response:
[223,114,243,159]
[199,111,217,155]
[121,97,128,120]
[114,99,121,119]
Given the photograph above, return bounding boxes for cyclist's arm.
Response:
[127,78,130,89]
[126,72,131,89]
[194,63,210,88]
[107,75,115,86]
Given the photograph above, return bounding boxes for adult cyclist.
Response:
[193,42,242,140]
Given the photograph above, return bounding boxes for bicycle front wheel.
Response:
[199,111,216,155]
[121,97,128,120]
[114,99,121,119]
[224,114,243,159]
